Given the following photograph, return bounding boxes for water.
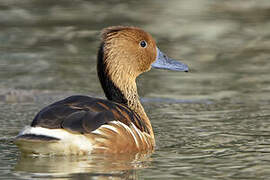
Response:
[1,0,270,179]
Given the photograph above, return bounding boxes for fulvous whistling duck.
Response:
[15,26,189,155]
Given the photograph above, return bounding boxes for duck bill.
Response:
[151,48,189,72]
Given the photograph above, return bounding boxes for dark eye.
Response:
[140,40,147,48]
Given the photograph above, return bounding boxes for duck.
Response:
[15,26,189,155]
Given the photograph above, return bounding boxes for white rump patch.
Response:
[18,126,72,139]
[17,126,93,154]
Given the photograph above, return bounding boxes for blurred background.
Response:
[1,0,270,179]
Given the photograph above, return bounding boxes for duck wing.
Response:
[30,95,148,134]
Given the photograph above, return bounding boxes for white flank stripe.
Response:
[112,121,139,148]
[91,129,104,135]
[101,124,119,133]
[143,133,150,147]
[131,123,144,142]
[91,123,119,135]
[110,121,120,125]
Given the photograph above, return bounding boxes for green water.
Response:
[1,0,270,179]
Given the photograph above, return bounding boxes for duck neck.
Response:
[97,43,154,139]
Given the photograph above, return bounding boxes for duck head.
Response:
[99,26,188,77]
[97,26,188,104]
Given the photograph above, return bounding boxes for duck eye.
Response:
[140,40,147,48]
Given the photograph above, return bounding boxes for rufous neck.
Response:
[97,43,154,139]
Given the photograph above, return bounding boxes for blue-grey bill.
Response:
[151,48,189,72]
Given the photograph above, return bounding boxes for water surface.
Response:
[1,0,270,179]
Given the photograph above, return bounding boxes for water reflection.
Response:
[14,153,151,179]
